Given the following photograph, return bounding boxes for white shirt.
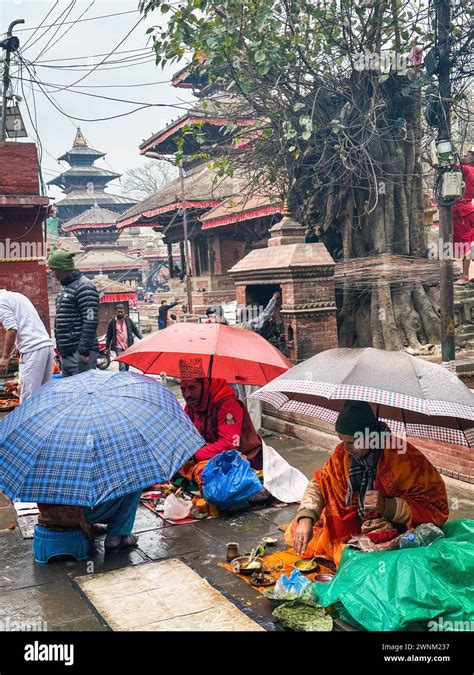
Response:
[0,290,53,354]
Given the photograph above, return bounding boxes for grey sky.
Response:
[0,0,193,203]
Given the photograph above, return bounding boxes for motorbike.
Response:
[53,334,111,373]
[96,335,111,370]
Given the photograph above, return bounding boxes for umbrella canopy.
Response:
[0,370,204,506]
[116,322,292,385]
[250,347,474,447]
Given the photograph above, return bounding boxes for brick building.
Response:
[0,142,51,342]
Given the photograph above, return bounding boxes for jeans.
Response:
[158,319,167,330]
[115,347,129,371]
[84,490,141,537]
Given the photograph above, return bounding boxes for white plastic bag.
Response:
[163,494,192,521]
[262,442,308,503]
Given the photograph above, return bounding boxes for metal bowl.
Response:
[231,556,265,576]
[314,573,335,582]
[294,559,319,574]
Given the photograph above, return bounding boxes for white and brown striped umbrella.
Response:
[250,348,474,447]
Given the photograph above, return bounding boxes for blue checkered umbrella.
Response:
[0,370,204,507]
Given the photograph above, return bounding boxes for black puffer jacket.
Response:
[55,270,99,356]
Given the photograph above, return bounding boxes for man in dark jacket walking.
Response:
[158,298,179,330]
[48,246,99,377]
[105,304,142,371]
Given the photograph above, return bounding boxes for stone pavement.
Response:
[0,432,472,632]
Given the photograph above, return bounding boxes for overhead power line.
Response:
[6,9,140,34]
[20,59,187,123]
[19,69,188,110]
[46,14,147,91]
[35,0,96,61]
[22,0,77,54]
[32,47,150,64]
[21,0,59,50]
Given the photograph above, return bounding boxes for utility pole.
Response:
[0,19,24,143]
[436,0,455,371]
[179,161,193,314]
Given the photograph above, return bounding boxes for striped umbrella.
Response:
[0,370,204,506]
[250,347,474,447]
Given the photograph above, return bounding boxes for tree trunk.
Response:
[392,285,424,350]
[413,282,441,344]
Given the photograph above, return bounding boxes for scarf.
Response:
[345,446,382,519]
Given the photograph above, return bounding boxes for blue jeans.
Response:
[115,347,129,371]
[158,319,167,330]
[84,490,141,537]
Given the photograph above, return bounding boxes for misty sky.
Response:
[0,0,194,203]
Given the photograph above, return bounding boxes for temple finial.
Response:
[73,127,87,147]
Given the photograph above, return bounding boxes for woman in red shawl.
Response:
[177,358,263,488]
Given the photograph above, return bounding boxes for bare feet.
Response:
[454,277,471,286]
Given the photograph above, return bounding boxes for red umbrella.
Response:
[115,322,292,385]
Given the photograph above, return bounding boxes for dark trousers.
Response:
[61,350,98,377]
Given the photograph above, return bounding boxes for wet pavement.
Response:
[0,431,472,632]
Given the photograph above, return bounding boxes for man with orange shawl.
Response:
[178,358,263,489]
[288,401,449,567]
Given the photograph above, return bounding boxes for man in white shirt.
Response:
[0,290,54,403]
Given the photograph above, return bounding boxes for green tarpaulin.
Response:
[313,519,474,631]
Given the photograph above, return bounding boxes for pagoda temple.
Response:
[117,67,284,312]
[48,128,135,228]
[61,206,146,286]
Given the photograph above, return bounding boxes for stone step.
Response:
[457,325,474,338]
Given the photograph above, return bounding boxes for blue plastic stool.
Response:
[33,524,91,564]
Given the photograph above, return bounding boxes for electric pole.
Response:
[436,0,455,371]
[179,161,193,314]
[0,19,24,143]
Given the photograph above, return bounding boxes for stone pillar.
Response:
[230,209,338,363]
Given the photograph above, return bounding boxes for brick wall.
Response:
[0,143,51,349]
[0,261,51,346]
[287,314,339,362]
[210,233,247,277]
[0,143,40,195]
[414,438,474,483]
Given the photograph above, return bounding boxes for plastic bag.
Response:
[201,450,262,508]
[314,519,474,631]
[273,569,312,600]
[262,442,308,503]
[162,493,192,521]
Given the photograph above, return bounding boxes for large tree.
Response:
[141,0,473,351]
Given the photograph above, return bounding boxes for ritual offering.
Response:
[250,571,276,587]
[231,556,264,575]
[294,559,319,574]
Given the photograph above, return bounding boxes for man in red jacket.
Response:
[178,358,263,488]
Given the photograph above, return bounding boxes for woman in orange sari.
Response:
[287,401,449,567]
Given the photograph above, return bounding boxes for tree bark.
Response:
[413,282,441,343]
